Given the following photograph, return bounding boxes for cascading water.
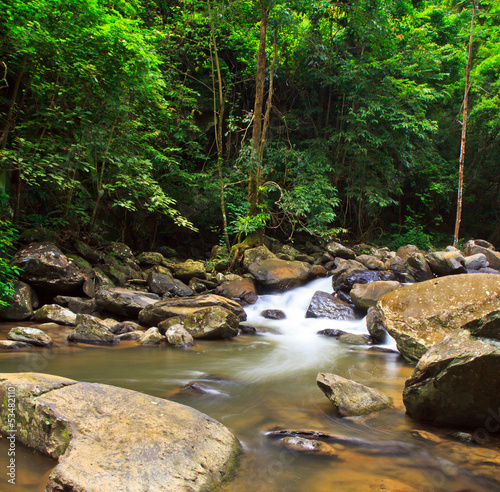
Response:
[241,276,397,380]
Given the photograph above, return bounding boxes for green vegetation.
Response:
[1,0,499,251]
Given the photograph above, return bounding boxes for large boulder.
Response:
[350,281,401,310]
[0,373,240,491]
[11,243,85,293]
[7,326,52,347]
[317,373,392,417]
[403,330,500,429]
[376,274,500,363]
[305,291,357,320]
[33,304,77,325]
[247,259,310,292]
[215,278,258,305]
[0,280,38,320]
[158,307,239,340]
[138,294,247,326]
[147,271,193,297]
[95,288,159,318]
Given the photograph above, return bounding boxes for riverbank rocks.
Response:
[243,245,277,270]
[33,304,77,325]
[7,326,53,347]
[138,294,246,326]
[172,259,206,281]
[0,280,38,320]
[403,330,500,429]
[306,291,357,320]
[0,373,240,491]
[325,241,356,259]
[12,243,85,293]
[350,281,400,310]
[317,373,392,416]
[159,306,239,340]
[464,240,500,270]
[95,288,159,318]
[376,274,500,363]
[166,324,195,347]
[147,270,193,297]
[248,259,310,292]
[137,327,164,345]
[425,250,466,276]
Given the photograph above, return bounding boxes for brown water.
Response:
[0,277,499,491]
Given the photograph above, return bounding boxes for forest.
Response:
[1,0,499,256]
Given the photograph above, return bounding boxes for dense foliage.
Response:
[1,0,499,251]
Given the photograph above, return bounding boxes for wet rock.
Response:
[68,316,118,345]
[12,243,85,293]
[376,274,500,363]
[411,430,443,445]
[0,340,32,350]
[0,373,240,491]
[337,333,373,345]
[0,280,38,321]
[159,307,239,340]
[350,281,401,310]
[172,259,206,281]
[366,307,387,343]
[355,254,386,271]
[110,321,144,335]
[425,251,466,276]
[239,325,257,335]
[462,308,500,340]
[165,324,195,347]
[248,259,310,292]
[95,288,159,318]
[317,329,348,338]
[261,309,286,320]
[33,304,77,326]
[215,278,258,305]
[137,327,164,345]
[317,372,392,417]
[334,270,399,294]
[139,294,246,326]
[182,382,226,396]
[280,436,340,457]
[308,264,328,278]
[7,326,53,347]
[306,291,357,320]
[325,242,356,259]
[403,330,500,429]
[242,245,277,270]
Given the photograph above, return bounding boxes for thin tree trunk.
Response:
[453,1,476,248]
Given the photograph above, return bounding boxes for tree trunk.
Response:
[453,1,476,248]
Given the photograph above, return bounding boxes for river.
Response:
[0,276,498,491]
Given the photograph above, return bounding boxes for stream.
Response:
[0,276,498,491]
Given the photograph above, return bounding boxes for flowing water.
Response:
[0,277,499,491]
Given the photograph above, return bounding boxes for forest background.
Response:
[1,0,499,260]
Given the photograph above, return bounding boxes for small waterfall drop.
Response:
[240,276,398,380]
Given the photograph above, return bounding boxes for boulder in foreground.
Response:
[403,330,500,429]
[0,373,240,491]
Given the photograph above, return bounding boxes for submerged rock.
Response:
[0,373,240,491]
[317,372,392,417]
[403,330,500,429]
[7,326,52,347]
[376,274,500,363]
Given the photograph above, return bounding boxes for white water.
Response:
[241,276,398,380]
